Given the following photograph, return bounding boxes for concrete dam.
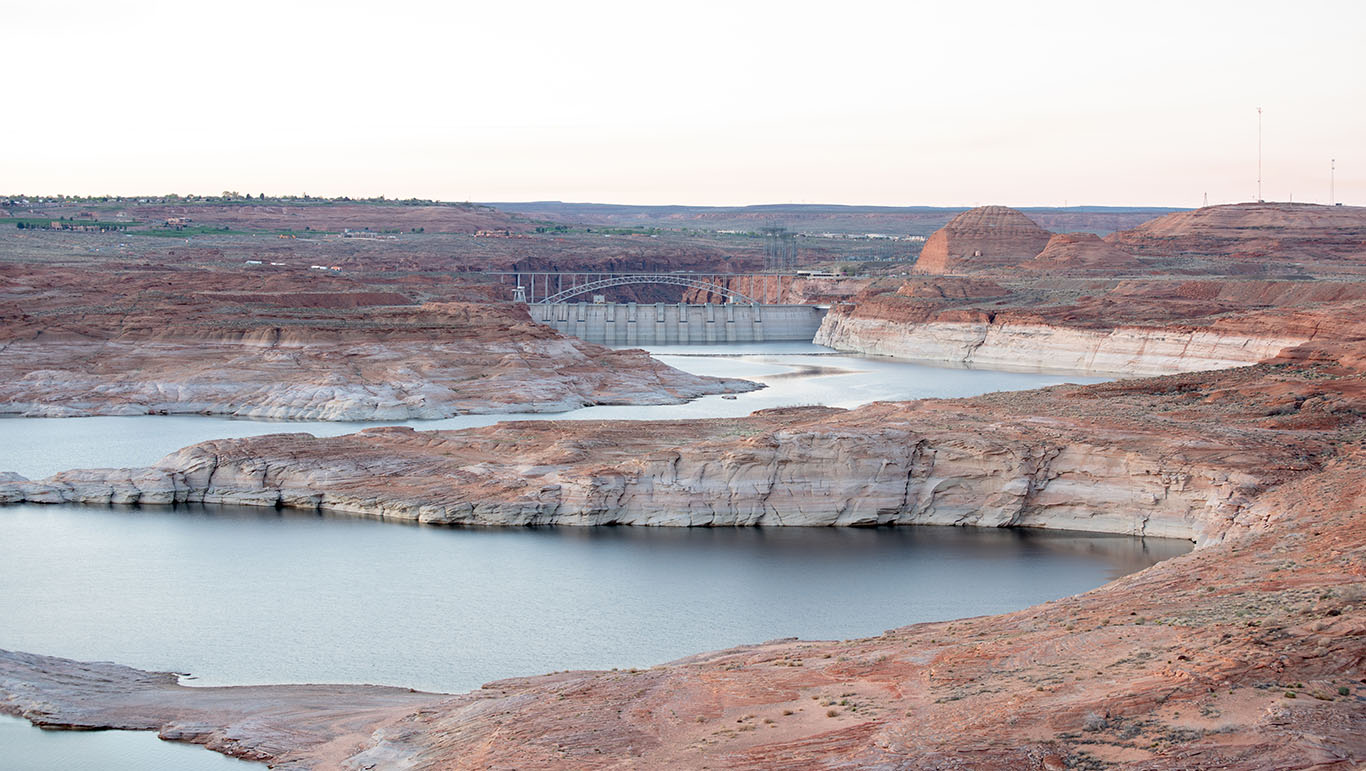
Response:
[531,302,828,345]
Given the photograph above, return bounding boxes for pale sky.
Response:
[3,0,1363,207]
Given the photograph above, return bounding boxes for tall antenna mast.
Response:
[1256,107,1263,203]
[1331,158,1336,205]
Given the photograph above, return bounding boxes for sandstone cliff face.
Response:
[0,326,755,420]
[913,206,1053,274]
[814,271,1366,375]
[0,266,756,419]
[8,362,1356,546]
[814,314,1305,375]
[0,422,1236,540]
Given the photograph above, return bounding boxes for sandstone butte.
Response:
[0,265,755,420]
[912,205,1054,274]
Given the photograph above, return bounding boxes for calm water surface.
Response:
[0,342,1105,479]
[0,503,1189,695]
[0,343,1132,767]
[0,714,255,770]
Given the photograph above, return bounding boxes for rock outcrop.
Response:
[3,356,1364,770]
[1107,202,1366,273]
[815,314,1307,374]
[8,361,1362,546]
[815,272,1366,375]
[1021,231,1145,274]
[0,649,448,767]
[913,205,1054,274]
[0,266,756,419]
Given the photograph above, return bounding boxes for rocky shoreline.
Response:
[0,334,758,420]
[2,399,1362,768]
[4,358,1359,544]
[0,285,758,420]
[813,315,1303,376]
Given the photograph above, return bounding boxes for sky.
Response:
[2,0,1363,207]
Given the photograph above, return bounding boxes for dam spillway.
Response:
[531,302,828,345]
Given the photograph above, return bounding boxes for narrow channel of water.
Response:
[0,342,1104,479]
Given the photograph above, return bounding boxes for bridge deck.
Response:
[467,271,811,305]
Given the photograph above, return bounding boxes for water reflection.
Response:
[0,503,1189,695]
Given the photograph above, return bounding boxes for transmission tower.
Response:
[761,226,797,272]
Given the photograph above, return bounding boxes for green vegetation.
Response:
[126,225,248,237]
[5,217,130,230]
[527,223,665,236]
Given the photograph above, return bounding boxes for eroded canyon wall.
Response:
[814,314,1305,375]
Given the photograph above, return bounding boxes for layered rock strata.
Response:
[815,314,1306,375]
[3,357,1364,770]
[912,205,1053,274]
[814,277,1366,375]
[6,361,1362,546]
[1022,231,1145,274]
[0,289,755,419]
[1107,202,1366,272]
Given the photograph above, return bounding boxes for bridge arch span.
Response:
[536,274,761,305]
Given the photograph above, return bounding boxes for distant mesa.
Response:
[1021,231,1144,274]
[1106,201,1366,263]
[913,206,1053,274]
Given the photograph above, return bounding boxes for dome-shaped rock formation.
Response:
[913,206,1053,274]
[1021,231,1144,274]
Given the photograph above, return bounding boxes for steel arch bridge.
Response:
[536,274,762,305]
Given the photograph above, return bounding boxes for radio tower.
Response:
[1256,107,1263,203]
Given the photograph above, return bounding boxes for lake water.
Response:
[0,343,1148,767]
[0,714,256,770]
[0,503,1189,696]
[0,342,1105,479]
